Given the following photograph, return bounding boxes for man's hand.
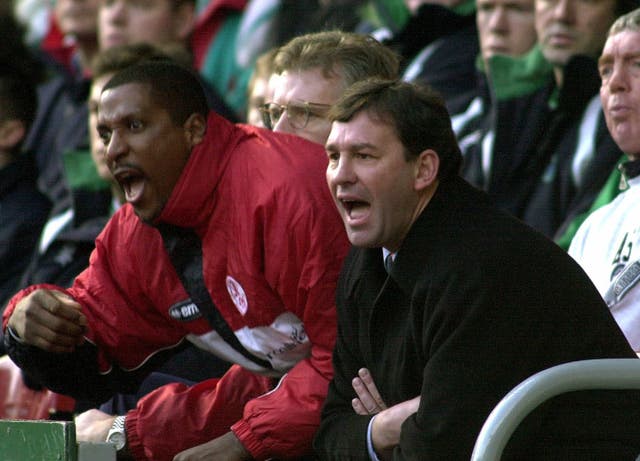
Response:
[371,396,421,459]
[351,368,387,415]
[173,431,251,461]
[7,289,86,353]
[75,409,117,443]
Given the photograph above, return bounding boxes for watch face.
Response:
[107,431,126,451]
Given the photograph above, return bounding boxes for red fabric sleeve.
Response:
[124,364,272,461]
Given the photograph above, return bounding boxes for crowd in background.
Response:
[1,0,640,459]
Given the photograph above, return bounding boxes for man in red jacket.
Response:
[3,60,349,461]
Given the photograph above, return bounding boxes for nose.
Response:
[104,130,128,165]
[551,0,575,22]
[272,109,292,134]
[104,0,126,23]
[327,155,356,188]
[488,7,508,32]
[605,63,629,94]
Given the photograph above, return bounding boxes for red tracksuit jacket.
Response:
[4,113,349,460]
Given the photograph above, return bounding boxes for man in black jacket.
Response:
[314,78,640,460]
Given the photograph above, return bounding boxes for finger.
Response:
[17,294,87,352]
[358,368,387,410]
[24,320,84,353]
[352,377,380,414]
[25,304,87,339]
[351,398,369,415]
[43,291,87,325]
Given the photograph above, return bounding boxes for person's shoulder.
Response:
[231,125,328,185]
[235,123,325,158]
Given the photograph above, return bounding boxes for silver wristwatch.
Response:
[106,415,127,451]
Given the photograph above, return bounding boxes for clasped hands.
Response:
[351,368,420,460]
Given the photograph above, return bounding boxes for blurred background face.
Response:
[599,29,640,158]
[98,0,194,49]
[534,0,616,67]
[55,0,99,41]
[477,0,537,63]
[89,74,113,181]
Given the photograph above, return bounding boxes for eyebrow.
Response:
[325,141,377,152]
[598,55,613,67]
[599,51,640,67]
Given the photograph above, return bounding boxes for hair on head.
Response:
[273,30,400,89]
[330,78,462,180]
[102,60,209,124]
[609,7,640,36]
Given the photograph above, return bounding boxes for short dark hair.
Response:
[102,60,209,125]
[329,79,462,180]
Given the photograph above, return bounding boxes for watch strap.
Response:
[106,415,127,451]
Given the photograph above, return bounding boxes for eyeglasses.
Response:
[259,101,331,131]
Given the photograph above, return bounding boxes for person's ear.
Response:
[184,113,207,147]
[173,2,196,42]
[414,148,439,191]
[0,119,26,151]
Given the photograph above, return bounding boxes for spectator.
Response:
[3,60,349,461]
[452,0,540,177]
[476,0,537,69]
[569,8,640,353]
[266,30,399,145]
[0,15,50,310]
[313,78,640,460]
[463,0,637,240]
[24,0,99,212]
[99,0,237,121]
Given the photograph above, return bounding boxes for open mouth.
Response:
[115,169,145,204]
[341,199,370,222]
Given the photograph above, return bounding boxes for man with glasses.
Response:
[263,30,400,145]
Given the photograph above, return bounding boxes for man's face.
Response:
[97,82,193,223]
[55,0,99,41]
[270,67,344,145]
[599,29,640,158]
[89,74,113,182]
[477,0,537,62]
[535,0,616,66]
[98,0,193,49]
[325,111,422,252]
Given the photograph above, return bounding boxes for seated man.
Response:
[313,78,640,460]
[266,30,399,145]
[3,60,349,461]
[569,8,640,354]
